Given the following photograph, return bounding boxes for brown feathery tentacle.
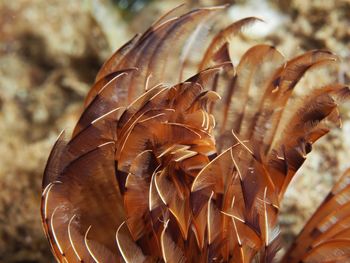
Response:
[282,169,350,263]
[41,5,350,263]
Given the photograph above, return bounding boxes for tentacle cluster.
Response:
[41,5,350,263]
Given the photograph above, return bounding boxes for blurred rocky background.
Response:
[0,0,349,262]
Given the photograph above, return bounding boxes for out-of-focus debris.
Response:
[0,0,113,261]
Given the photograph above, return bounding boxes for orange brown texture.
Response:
[41,5,350,263]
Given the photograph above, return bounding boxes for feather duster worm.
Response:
[41,6,350,263]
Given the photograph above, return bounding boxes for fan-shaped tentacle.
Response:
[41,5,350,263]
[41,143,125,262]
[283,169,350,263]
